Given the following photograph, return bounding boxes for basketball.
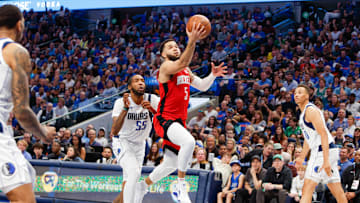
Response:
[186,14,211,39]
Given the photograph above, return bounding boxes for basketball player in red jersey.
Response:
[135,23,226,203]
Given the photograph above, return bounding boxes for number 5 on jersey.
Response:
[184,87,189,101]
[136,121,147,131]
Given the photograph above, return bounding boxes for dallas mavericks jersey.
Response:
[0,38,14,123]
[112,94,159,143]
[299,102,334,150]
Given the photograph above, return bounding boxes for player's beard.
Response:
[167,54,180,61]
[132,88,145,96]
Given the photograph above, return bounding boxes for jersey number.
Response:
[184,87,189,101]
[136,121,147,131]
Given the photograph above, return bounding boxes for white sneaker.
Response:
[173,181,191,203]
[134,181,148,203]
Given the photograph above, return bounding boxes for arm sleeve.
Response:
[191,74,217,92]
[150,94,160,111]
[112,98,124,118]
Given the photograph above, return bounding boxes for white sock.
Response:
[178,178,186,184]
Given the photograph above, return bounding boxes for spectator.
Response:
[346,93,360,117]
[217,160,244,203]
[217,100,229,122]
[287,142,296,162]
[54,98,68,117]
[334,76,351,95]
[17,140,32,160]
[32,142,47,160]
[272,126,287,144]
[352,79,360,101]
[252,110,266,133]
[344,115,357,136]
[340,149,360,202]
[346,143,355,162]
[273,143,291,164]
[63,146,84,162]
[338,147,353,176]
[217,144,228,159]
[191,148,211,170]
[226,138,239,160]
[257,154,292,203]
[205,135,219,160]
[212,43,227,62]
[62,129,72,145]
[332,109,349,131]
[235,155,267,203]
[48,140,66,160]
[70,135,86,161]
[96,147,114,164]
[257,72,272,89]
[144,143,162,166]
[32,97,44,114]
[287,164,306,203]
[283,72,298,92]
[242,142,274,172]
[37,102,56,125]
[188,110,207,129]
[213,153,232,187]
[75,127,88,144]
[353,127,360,149]
[285,118,301,137]
[95,127,108,147]
[101,80,117,96]
[205,104,218,119]
[321,65,334,87]
[201,116,219,135]
[23,132,34,155]
[334,127,345,145]
[86,128,102,148]
[64,72,75,89]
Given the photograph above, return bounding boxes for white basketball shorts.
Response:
[0,121,35,194]
[305,147,340,184]
[113,137,145,181]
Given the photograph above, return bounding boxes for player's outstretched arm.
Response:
[306,107,332,176]
[190,62,227,91]
[161,23,206,76]
[6,44,55,143]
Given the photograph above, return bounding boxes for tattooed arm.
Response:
[4,44,55,142]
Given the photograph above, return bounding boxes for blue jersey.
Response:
[230,172,242,190]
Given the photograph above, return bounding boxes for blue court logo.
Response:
[1,162,15,176]
[41,171,58,193]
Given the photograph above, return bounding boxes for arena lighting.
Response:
[0,0,311,11]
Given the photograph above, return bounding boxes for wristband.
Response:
[123,107,129,111]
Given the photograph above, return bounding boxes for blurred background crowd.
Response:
[10,0,360,202]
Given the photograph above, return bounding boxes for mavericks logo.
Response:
[41,171,58,192]
[1,162,16,176]
[170,181,190,203]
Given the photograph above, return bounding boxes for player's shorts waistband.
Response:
[114,135,119,138]
[318,142,336,152]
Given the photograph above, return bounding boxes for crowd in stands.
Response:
[11,0,360,202]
